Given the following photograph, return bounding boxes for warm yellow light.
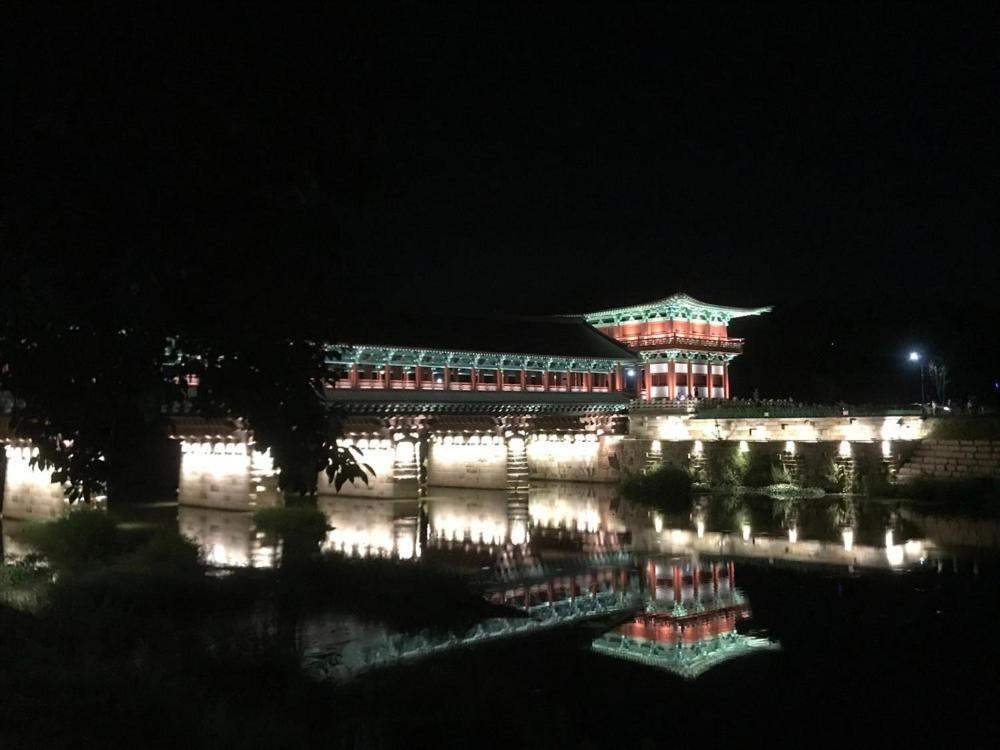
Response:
[788,527,798,544]
[738,440,749,453]
[838,440,852,458]
[741,523,751,541]
[881,440,892,458]
[842,528,855,552]
[692,440,704,455]
[696,519,705,538]
[886,545,904,566]
[785,440,795,455]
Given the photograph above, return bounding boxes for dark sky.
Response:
[5,2,999,402]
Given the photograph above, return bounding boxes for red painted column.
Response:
[414,365,422,390]
[383,364,391,390]
[668,360,676,400]
[543,371,550,392]
[470,367,477,391]
[443,365,451,390]
[584,371,592,392]
[350,363,359,389]
[644,364,652,401]
[496,368,503,392]
[723,363,730,399]
[727,560,735,590]
[672,565,683,603]
[520,368,526,390]
[712,562,720,592]
[692,563,700,596]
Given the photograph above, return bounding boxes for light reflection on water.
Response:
[2,478,996,570]
[5,477,1000,686]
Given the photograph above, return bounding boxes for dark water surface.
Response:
[3,482,1000,746]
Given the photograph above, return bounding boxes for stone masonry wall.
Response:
[896,440,1000,482]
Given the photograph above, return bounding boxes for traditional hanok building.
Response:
[583,293,771,401]
[322,313,640,398]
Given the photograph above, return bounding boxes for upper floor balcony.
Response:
[619,332,744,354]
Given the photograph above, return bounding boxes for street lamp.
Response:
[909,351,925,405]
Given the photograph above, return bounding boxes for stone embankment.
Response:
[896,440,1000,482]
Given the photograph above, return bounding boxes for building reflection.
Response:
[592,554,780,678]
[178,506,277,568]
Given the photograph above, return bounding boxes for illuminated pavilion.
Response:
[583,293,772,401]
[323,292,770,403]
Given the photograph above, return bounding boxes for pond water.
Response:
[3,482,1000,744]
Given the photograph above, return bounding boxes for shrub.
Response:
[704,445,746,487]
[927,416,1000,441]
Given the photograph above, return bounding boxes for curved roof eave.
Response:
[582,292,773,322]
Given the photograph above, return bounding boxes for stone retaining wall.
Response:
[896,439,1000,482]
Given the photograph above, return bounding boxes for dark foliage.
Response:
[620,463,693,511]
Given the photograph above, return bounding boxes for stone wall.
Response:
[629,412,926,443]
[896,440,1000,482]
[426,440,508,489]
[527,435,625,483]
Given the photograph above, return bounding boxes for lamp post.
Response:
[909,351,925,406]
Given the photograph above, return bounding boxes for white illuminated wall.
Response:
[178,441,281,510]
[2,445,70,521]
[527,433,620,482]
[630,414,927,444]
[426,436,508,489]
[318,438,408,498]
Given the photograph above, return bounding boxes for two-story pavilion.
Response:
[583,293,771,401]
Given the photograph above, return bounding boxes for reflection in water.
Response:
[592,555,780,679]
[178,506,277,568]
[318,497,421,560]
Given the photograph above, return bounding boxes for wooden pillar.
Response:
[350,363,359,389]
[644,364,653,401]
[584,371,592,392]
[520,368,526,390]
[414,365,422,390]
[383,364,391,390]
[470,367,477,391]
[712,562,720,592]
[443,365,451,390]
[543,370,549,391]
[646,559,656,594]
[496,368,503,392]
[668,360,676,400]
[672,565,682,603]
[723,363,730,399]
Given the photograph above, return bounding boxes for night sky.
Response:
[6,3,999,403]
